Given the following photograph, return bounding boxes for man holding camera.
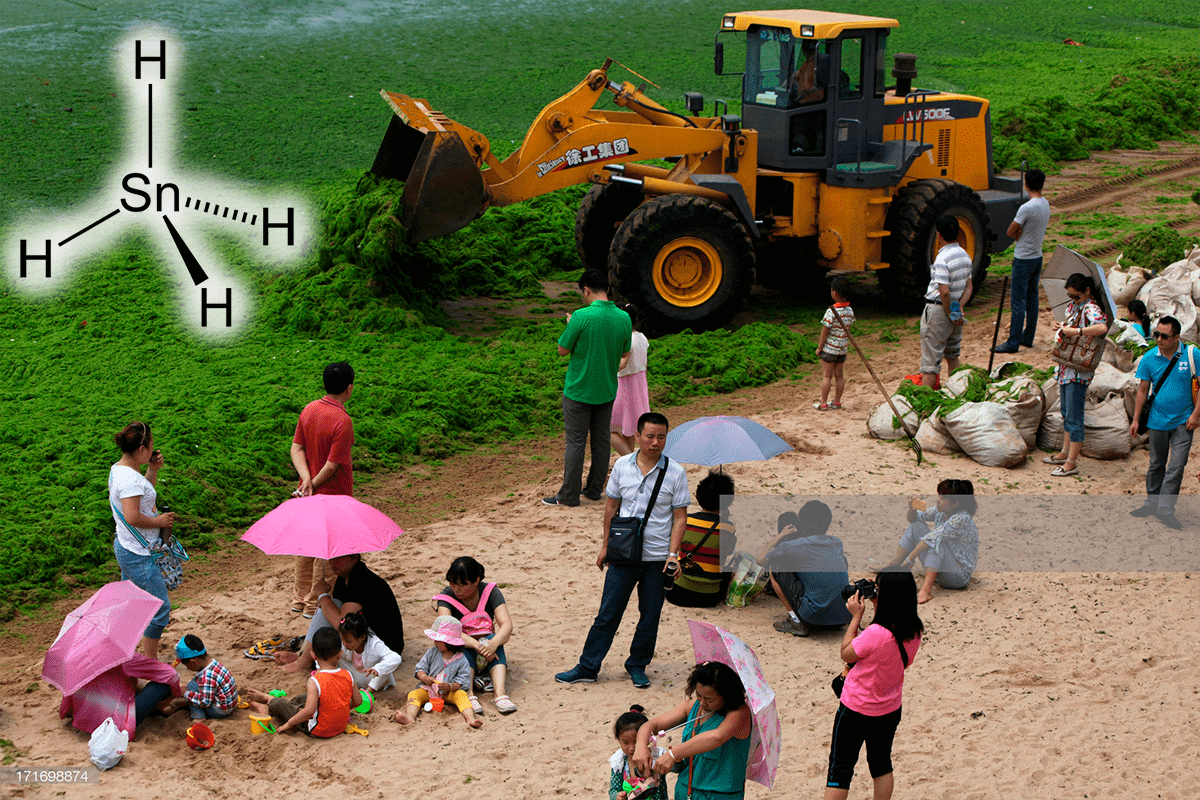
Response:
[555,412,689,688]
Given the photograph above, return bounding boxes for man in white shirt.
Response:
[555,412,689,689]
[993,169,1050,354]
[920,216,973,388]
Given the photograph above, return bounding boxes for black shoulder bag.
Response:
[606,457,669,565]
[1136,351,1180,435]
[679,518,721,578]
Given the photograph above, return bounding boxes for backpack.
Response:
[432,582,497,637]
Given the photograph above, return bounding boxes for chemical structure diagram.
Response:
[5,26,314,339]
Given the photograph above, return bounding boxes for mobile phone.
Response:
[910,498,926,511]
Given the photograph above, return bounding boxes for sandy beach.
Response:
[2,279,1197,800]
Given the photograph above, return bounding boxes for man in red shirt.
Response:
[289,362,355,616]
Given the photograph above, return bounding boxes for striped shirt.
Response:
[820,303,855,356]
[924,243,972,303]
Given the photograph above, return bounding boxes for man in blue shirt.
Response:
[555,412,690,688]
[762,500,851,637]
[1129,315,1200,529]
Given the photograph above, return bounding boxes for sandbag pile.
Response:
[1115,245,1200,345]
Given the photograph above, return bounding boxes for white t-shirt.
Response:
[1013,196,1050,260]
[617,332,649,377]
[109,464,160,556]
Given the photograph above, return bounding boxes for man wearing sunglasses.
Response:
[1128,316,1200,530]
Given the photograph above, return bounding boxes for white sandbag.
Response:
[915,410,962,455]
[1037,377,1063,451]
[941,370,979,398]
[943,402,1028,468]
[868,396,920,440]
[986,376,1044,449]
[1139,265,1198,343]
[1100,344,1136,373]
[1190,268,1200,305]
[1111,318,1147,349]
[1087,361,1139,420]
[1187,245,1200,269]
[1107,262,1149,306]
[1080,396,1132,460]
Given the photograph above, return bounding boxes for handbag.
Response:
[606,457,669,565]
[1136,351,1180,436]
[679,518,720,578]
[831,626,911,698]
[1051,302,1108,373]
[112,502,189,590]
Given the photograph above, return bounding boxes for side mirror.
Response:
[714,41,724,75]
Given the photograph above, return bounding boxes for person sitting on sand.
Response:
[276,553,404,674]
[664,471,736,609]
[245,627,355,736]
[873,479,978,604]
[163,634,238,720]
[339,611,402,694]
[393,616,482,729]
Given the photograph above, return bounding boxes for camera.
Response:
[840,578,876,601]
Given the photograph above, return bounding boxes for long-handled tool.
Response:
[828,305,923,465]
[986,275,1010,375]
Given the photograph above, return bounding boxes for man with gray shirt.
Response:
[993,169,1049,354]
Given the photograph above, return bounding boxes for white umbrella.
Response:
[1041,244,1119,323]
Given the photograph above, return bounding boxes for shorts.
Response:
[920,304,962,374]
[819,351,847,364]
[267,696,313,735]
[406,687,473,714]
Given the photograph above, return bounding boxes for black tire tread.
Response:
[574,182,644,274]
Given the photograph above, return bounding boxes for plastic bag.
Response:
[89,717,128,771]
[724,552,769,608]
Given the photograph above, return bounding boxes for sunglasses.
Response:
[1153,332,1175,340]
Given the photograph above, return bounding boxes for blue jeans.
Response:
[1004,256,1042,347]
[186,678,235,720]
[1060,380,1088,444]
[577,560,666,674]
[134,681,173,724]
[1142,424,1195,515]
[113,539,171,639]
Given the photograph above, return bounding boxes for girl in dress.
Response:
[610,305,651,456]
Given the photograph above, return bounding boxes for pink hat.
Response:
[424,616,465,647]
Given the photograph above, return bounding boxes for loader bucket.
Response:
[370,116,488,244]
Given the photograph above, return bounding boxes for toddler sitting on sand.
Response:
[393,616,481,729]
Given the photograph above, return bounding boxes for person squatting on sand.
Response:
[162,634,237,720]
[874,479,978,604]
[761,501,852,636]
[393,616,482,729]
[634,661,753,800]
[824,569,923,800]
[433,556,517,714]
[556,412,690,689]
[544,269,632,507]
[289,361,356,618]
[663,471,736,609]
[246,627,355,737]
[276,552,404,674]
[609,705,667,800]
[109,421,178,660]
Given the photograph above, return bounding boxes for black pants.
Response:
[826,703,902,790]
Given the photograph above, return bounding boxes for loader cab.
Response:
[716,11,899,184]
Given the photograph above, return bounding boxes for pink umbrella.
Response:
[688,620,782,789]
[240,494,404,559]
[42,581,165,696]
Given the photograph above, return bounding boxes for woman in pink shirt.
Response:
[824,569,923,800]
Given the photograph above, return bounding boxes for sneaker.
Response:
[1129,505,1155,518]
[1156,513,1183,530]
[990,342,1020,354]
[626,667,651,689]
[542,496,579,507]
[555,666,597,684]
[773,617,811,637]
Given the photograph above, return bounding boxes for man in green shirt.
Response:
[543,270,632,507]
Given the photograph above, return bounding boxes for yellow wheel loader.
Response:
[371,9,1027,332]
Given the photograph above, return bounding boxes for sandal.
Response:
[829,402,842,410]
[243,636,285,660]
[468,695,483,714]
[492,695,518,714]
[1051,465,1079,477]
[813,402,830,410]
[473,675,494,694]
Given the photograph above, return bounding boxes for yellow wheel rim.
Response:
[651,237,723,308]
[929,215,978,262]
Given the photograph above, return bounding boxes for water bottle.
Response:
[949,301,962,322]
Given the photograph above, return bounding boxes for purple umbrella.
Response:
[664,416,792,467]
[42,581,165,696]
[240,494,404,560]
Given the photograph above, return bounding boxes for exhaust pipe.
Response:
[893,53,918,97]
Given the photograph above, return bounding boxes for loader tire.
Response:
[575,182,644,273]
[881,179,992,307]
[610,195,755,333]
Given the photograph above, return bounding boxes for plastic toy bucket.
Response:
[249,715,276,735]
[185,722,215,750]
